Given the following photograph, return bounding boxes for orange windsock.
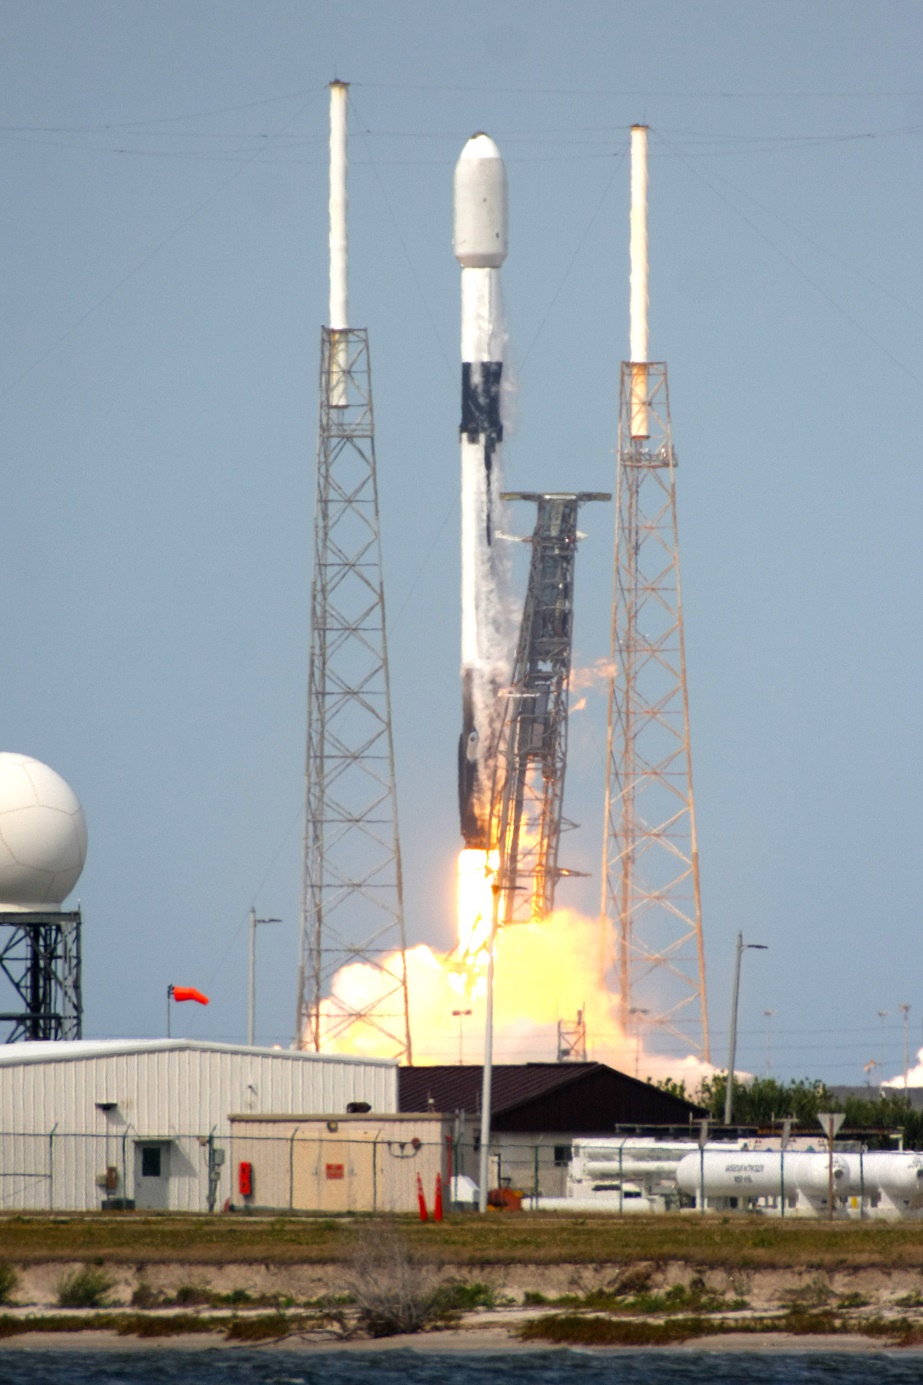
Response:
[170,986,209,1005]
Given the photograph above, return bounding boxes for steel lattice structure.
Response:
[0,910,82,1042]
[295,327,411,1060]
[601,362,709,1060]
[492,492,608,926]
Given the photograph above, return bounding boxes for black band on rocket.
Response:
[461,362,503,443]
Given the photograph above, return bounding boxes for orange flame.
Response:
[305,849,714,1087]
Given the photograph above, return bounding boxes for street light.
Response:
[763,1009,775,1074]
[248,909,282,1046]
[900,1003,911,1095]
[724,931,768,1125]
[477,877,502,1215]
[451,1008,472,1065]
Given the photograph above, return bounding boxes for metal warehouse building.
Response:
[0,1039,396,1212]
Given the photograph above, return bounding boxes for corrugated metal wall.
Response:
[0,1044,397,1212]
[229,1115,452,1214]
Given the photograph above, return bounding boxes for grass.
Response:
[55,1265,115,1308]
[0,1311,325,1342]
[0,1263,17,1306]
[518,1307,923,1348]
[9,1211,923,1270]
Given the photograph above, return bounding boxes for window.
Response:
[141,1146,162,1178]
[553,1145,572,1166]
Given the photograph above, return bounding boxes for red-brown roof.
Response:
[399,1062,705,1133]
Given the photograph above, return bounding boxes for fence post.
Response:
[48,1124,57,1211]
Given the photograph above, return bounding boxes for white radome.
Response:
[0,753,87,911]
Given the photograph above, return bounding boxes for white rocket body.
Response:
[454,134,509,848]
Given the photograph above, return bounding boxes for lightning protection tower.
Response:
[600,126,709,1061]
[295,82,412,1060]
[492,491,608,926]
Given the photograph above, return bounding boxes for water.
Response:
[0,1350,920,1385]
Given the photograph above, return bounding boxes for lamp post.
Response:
[478,877,502,1215]
[452,1009,472,1065]
[248,909,282,1046]
[763,1009,775,1074]
[724,931,768,1125]
[900,1003,911,1095]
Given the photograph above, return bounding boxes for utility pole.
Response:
[248,909,281,1046]
[724,932,767,1125]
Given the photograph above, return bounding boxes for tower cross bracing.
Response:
[295,326,411,1059]
[601,362,709,1060]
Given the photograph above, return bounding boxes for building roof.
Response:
[0,1039,396,1069]
[399,1062,706,1133]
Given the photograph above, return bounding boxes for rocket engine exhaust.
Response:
[454,133,510,849]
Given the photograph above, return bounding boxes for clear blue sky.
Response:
[1,1,921,1085]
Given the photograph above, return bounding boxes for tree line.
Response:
[653,1074,923,1149]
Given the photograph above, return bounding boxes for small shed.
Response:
[229,1111,452,1214]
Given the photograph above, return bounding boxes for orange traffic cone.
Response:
[416,1171,429,1221]
[433,1172,444,1222]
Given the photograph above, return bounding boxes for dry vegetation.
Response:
[4,1211,923,1270]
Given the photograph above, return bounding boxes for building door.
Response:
[134,1142,171,1209]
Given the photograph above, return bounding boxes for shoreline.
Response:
[0,1324,920,1354]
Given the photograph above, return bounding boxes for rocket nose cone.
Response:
[459,132,503,163]
[454,133,508,268]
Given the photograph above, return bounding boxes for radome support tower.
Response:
[294,82,411,1060]
[600,127,709,1061]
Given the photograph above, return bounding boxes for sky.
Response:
[0,0,922,1087]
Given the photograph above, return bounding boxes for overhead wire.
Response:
[0,89,325,405]
[654,126,923,390]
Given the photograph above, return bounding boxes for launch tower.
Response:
[492,491,607,926]
[295,83,411,1060]
[600,127,709,1061]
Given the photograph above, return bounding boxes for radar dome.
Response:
[0,753,87,911]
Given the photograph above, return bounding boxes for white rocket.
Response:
[453,133,509,849]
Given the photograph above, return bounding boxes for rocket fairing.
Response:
[454,133,509,849]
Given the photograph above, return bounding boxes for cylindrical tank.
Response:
[676,1150,848,1201]
[846,1152,923,1199]
[453,133,508,268]
[585,1160,687,1181]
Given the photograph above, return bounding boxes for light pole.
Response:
[900,1003,911,1095]
[477,877,502,1214]
[763,1009,775,1074]
[724,931,768,1125]
[452,1008,472,1065]
[248,909,282,1046]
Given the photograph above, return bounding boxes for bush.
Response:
[0,1264,17,1306]
[174,1284,211,1306]
[56,1265,115,1308]
[130,1282,162,1309]
[341,1224,443,1338]
[431,1280,496,1314]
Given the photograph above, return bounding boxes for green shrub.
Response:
[0,1264,18,1306]
[130,1282,162,1309]
[431,1280,496,1314]
[173,1284,211,1306]
[56,1266,115,1308]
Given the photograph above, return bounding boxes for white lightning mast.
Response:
[601,123,710,1062]
[295,81,412,1060]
